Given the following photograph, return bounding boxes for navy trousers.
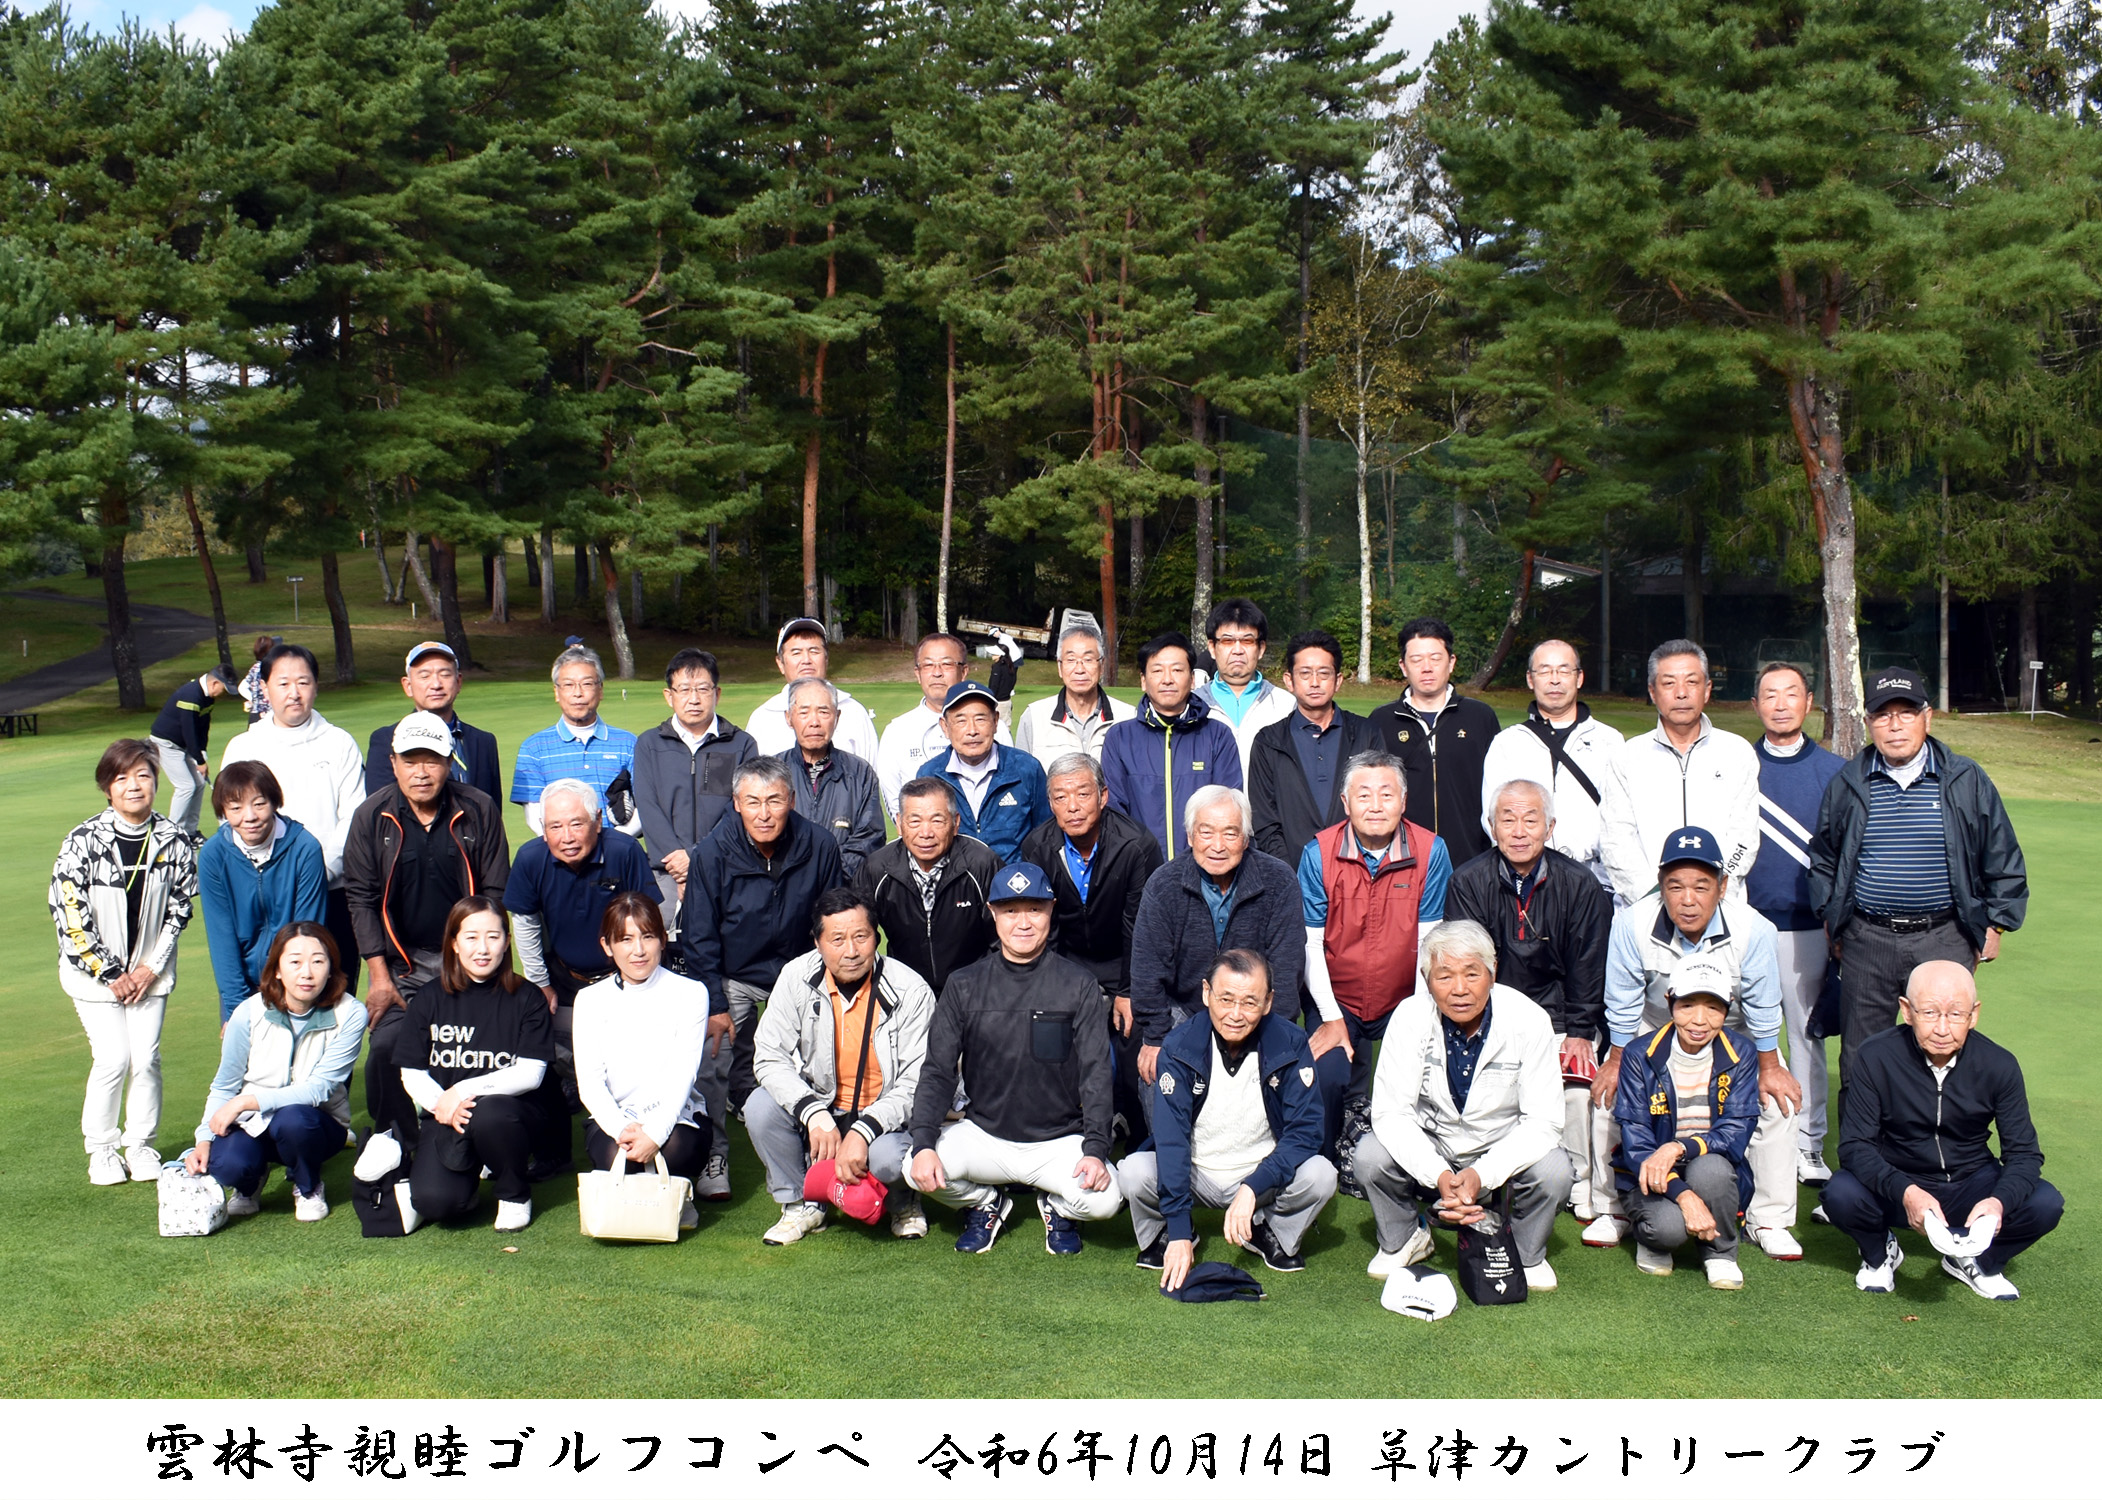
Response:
[1822,1162,2064,1276]
[205,1104,347,1197]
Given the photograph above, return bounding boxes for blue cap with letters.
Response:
[942,680,999,714]
[1658,825,1725,871]
[989,861,1056,903]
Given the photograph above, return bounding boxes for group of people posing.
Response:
[53,601,2060,1306]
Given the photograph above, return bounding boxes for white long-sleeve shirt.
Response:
[1595,717,1761,907]
[573,966,712,1147]
[220,710,367,885]
[1478,711,1624,878]
[400,1058,546,1113]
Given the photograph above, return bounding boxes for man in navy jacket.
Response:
[361,642,502,804]
[918,681,1049,862]
[1120,948,1337,1285]
[1100,632,1243,860]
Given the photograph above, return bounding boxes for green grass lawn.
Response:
[1,671,2098,1398]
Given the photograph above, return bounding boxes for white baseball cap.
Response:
[1669,952,1734,1005]
[391,710,455,758]
[1380,1265,1458,1322]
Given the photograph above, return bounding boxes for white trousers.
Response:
[73,995,165,1152]
[1563,1086,1615,1220]
[924,1119,1125,1221]
[1774,928,1833,1155]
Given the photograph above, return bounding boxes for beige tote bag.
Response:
[577,1153,689,1242]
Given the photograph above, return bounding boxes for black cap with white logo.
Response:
[1864,669,1929,712]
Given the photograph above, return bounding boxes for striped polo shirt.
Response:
[1851,745,1954,916]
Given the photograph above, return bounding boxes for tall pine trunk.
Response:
[1294,179,1313,629]
[574,542,591,607]
[181,483,232,669]
[1353,403,1373,684]
[319,549,356,684]
[245,543,267,584]
[401,529,441,621]
[1191,394,1213,642]
[1784,370,1865,756]
[1470,461,1561,690]
[99,488,145,709]
[539,526,557,622]
[428,535,472,668]
[597,542,635,679]
[372,526,397,603]
[489,545,509,623]
[938,323,956,633]
[801,224,839,621]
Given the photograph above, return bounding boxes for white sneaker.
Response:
[1635,1243,1674,1276]
[1797,1150,1833,1184]
[124,1145,162,1181]
[763,1201,826,1245]
[493,1198,532,1232]
[88,1148,128,1187]
[354,1130,402,1182]
[889,1201,929,1240]
[697,1153,731,1202]
[1748,1224,1803,1260]
[395,1182,423,1234]
[1523,1259,1558,1292]
[1857,1233,1904,1292]
[1705,1257,1744,1289]
[1366,1224,1434,1278]
[226,1189,262,1218]
[293,1186,329,1222]
[1942,1254,2019,1301]
[1582,1214,1627,1247]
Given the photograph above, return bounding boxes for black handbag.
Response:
[350,1161,414,1239]
[1454,1189,1528,1305]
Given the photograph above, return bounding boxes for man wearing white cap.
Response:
[344,712,512,1145]
[747,618,880,766]
[363,640,502,803]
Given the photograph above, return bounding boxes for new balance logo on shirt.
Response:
[425,1024,518,1072]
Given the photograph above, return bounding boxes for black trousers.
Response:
[1837,915,1975,1091]
[585,1119,711,1180]
[1823,1163,2064,1277]
[409,1095,540,1217]
[323,888,360,997]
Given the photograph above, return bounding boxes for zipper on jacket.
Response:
[1163,726,1176,860]
[1934,1069,1948,1176]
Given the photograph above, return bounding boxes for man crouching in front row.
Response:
[1121,949,1339,1288]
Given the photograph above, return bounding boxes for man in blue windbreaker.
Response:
[1100,632,1243,860]
[918,682,1049,863]
[1118,948,1337,1287]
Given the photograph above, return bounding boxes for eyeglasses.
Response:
[916,658,966,673]
[1909,1006,1975,1024]
[1210,996,1268,1017]
[1058,652,1101,666]
[1530,666,1578,680]
[1870,705,1925,724]
[668,683,717,699]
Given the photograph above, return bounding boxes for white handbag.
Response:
[158,1162,229,1237]
[577,1153,689,1242]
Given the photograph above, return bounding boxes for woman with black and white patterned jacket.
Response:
[49,739,198,1187]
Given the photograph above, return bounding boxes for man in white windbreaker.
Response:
[1596,639,1759,907]
[1478,638,1623,892]
[220,643,368,993]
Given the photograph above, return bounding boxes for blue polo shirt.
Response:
[505,827,655,973]
[511,718,638,810]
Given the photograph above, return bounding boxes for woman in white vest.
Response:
[181,922,366,1221]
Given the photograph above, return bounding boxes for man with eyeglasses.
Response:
[1477,639,1622,892]
[1204,599,1296,769]
[879,631,1015,823]
[1809,670,2027,1091]
[1015,621,1133,773]
[633,647,757,921]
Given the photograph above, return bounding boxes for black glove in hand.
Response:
[605,766,637,827]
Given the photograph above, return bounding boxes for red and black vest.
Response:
[1317,819,1437,1022]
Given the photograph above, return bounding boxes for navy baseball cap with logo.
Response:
[942,680,999,714]
[989,861,1056,903]
[1657,825,1725,872]
[1864,668,1929,712]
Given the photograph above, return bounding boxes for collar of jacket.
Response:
[1051,689,1120,726]
[1167,1009,1303,1078]
[1646,714,1713,752]
[1650,901,1729,948]
[729,811,811,872]
[96,807,179,847]
[1338,820,1416,875]
[1869,739,1940,779]
[1399,684,1460,726]
[385,780,458,827]
[1141,695,1212,733]
[1838,734,1968,796]
[261,999,345,1034]
[1894,1020,1968,1075]
[1526,701,1592,730]
[1641,1020,1741,1066]
[654,714,740,744]
[1172,848,1273,899]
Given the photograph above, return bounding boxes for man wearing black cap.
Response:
[363,641,503,803]
[1810,669,2027,1090]
[147,666,237,837]
[746,618,880,765]
[1099,631,1243,860]
[909,862,1122,1255]
[917,681,1050,863]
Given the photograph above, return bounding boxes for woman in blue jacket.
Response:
[197,761,329,1023]
[1613,956,1761,1290]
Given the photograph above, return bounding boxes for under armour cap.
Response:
[989,861,1056,903]
[391,710,455,759]
[776,616,828,651]
[1161,1261,1266,1303]
[1864,668,1928,712]
[1658,825,1724,871]
[1380,1265,1458,1322]
[942,680,999,714]
[404,639,457,673]
[803,1159,887,1225]
[1668,952,1734,1005]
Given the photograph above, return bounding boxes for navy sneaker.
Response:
[1247,1218,1305,1273]
[1039,1195,1083,1255]
[953,1194,1013,1254]
[1134,1235,1167,1270]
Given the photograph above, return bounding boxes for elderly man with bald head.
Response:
[1823,960,2062,1301]
[1477,638,1623,891]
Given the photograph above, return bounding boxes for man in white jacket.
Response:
[1597,639,1759,907]
[1478,639,1623,891]
[1353,919,1574,1290]
[220,644,367,993]
[878,631,1015,822]
[748,618,881,767]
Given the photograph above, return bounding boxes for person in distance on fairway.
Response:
[1592,826,1803,1259]
[852,776,1000,996]
[750,889,936,1245]
[511,644,640,838]
[1475,638,1622,891]
[1121,949,1337,1285]
[51,738,198,1186]
[400,896,560,1233]
[573,892,718,1235]
[1354,920,1574,1291]
[631,647,757,931]
[1365,617,1501,868]
[1823,961,2062,1301]
[746,617,881,765]
[1610,954,1760,1290]
[196,759,329,1025]
[917,681,1051,863]
[786,678,886,881]
[1443,777,1613,1225]
[361,640,502,804]
[909,862,1123,1254]
[1808,668,2027,1094]
[145,663,236,838]
[182,922,365,1222]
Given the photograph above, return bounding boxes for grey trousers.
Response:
[1118,1151,1338,1255]
[151,736,207,836]
[1355,1130,1574,1268]
[1774,928,1832,1155]
[1837,915,1974,1091]
[699,978,770,1143]
[1624,1149,1741,1260]
[743,1087,914,1207]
